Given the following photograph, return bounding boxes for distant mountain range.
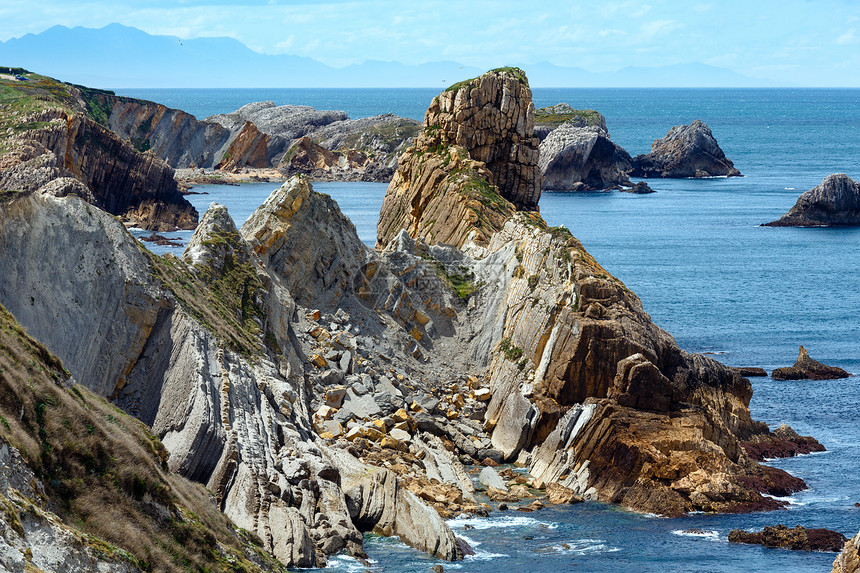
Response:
[0,24,776,89]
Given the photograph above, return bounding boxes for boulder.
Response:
[765,174,860,227]
[545,483,584,505]
[729,525,847,552]
[630,120,741,178]
[539,123,634,191]
[478,466,508,491]
[772,346,850,380]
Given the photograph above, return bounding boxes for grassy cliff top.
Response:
[0,303,286,572]
[445,66,529,93]
[534,103,605,128]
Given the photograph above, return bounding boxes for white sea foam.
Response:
[535,539,620,555]
[671,529,720,541]
[785,187,796,190]
[447,515,557,531]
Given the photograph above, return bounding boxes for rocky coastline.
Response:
[0,67,849,571]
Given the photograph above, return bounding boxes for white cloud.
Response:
[836,29,857,45]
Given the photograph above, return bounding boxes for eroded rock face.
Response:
[0,108,197,230]
[279,136,389,182]
[631,120,741,178]
[424,68,542,210]
[533,104,608,142]
[730,525,847,552]
[772,346,850,380]
[539,124,633,191]
[765,174,860,227]
[834,531,860,573]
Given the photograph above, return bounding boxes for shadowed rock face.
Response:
[0,108,197,231]
[630,120,741,178]
[539,124,633,191]
[729,525,847,552]
[765,174,860,227]
[771,346,850,380]
[423,68,542,210]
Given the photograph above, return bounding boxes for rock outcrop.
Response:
[834,531,860,572]
[423,67,542,210]
[279,136,380,181]
[765,174,860,227]
[377,68,812,518]
[0,75,197,230]
[729,525,848,552]
[772,346,850,380]
[533,104,608,142]
[539,123,634,191]
[631,120,741,178]
[376,68,539,249]
[741,423,826,461]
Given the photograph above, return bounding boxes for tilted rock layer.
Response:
[424,67,542,210]
[766,174,860,227]
[539,123,633,191]
[771,345,850,380]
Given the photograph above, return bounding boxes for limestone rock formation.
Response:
[533,104,608,142]
[834,531,860,572]
[631,120,741,178]
[279,136,385,182]
[0,75,197,230]
[378,69,813,518]
[741,423,826,460]
[423,67,542,210]
[729,525,847,552]
[765,174,860,227]
[772,346,850,380]
[539,123,634,191]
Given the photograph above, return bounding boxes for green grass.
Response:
[445,66,528,92]
[143,231,267,359]
[498,337,524,361]
[534,104,604,128]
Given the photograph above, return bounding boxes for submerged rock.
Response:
[729,525,847,552]
[765,174,860,227]
[772,346,850,380]
[630,120,741,178]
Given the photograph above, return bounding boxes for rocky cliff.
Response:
[0,73,197,230]
[533,104,608,141]
[0,304,290,573]
[377,68,813,517]
[630,120,741,178]
[834,531,860,573]
[539,123,634,191]
[765,174,860,227]
[0,178,475,567]
[423,67,542,210]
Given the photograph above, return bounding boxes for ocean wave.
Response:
[448,515,558,531]
[534,539,620,555]
[671,529,720,541]
[324,555,377,572]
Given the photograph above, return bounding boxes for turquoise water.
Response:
[126,88,860,571]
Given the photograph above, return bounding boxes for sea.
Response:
[117,87,860,572]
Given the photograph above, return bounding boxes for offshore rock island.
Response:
[0,67,850,571]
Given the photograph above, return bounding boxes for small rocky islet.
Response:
[0,67,857,572]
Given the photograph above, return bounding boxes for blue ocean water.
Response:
[125,88,860,571]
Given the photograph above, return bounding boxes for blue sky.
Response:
[2,0,859,85]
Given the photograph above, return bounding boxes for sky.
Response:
[2,0,859,85]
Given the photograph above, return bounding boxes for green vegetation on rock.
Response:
[0,303,287,572]
[534,104,604,128]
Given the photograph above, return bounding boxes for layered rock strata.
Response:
[771,346,850,380]
[765,174,860,227]
[422,68,542,210]
[834,532,860,573]
[630,120,741,178]
[377,68,813,518]
[0,75,197,230]
[0,185,470,566]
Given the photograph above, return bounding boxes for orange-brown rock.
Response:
[3,108,196,230]
[772,345,850,380]
[216,121,271,172]
[730,525,847,552]
[425,68,542,210]
[280,136,379,180]
[834,532,860,573]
